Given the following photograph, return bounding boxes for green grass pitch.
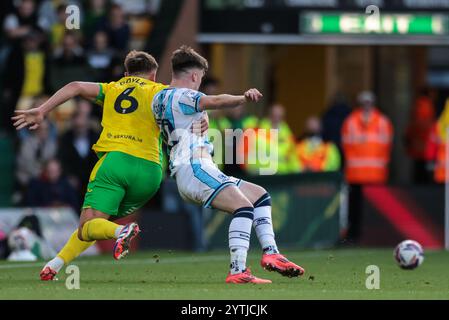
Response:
[1,248,449,299]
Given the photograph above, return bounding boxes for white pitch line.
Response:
[0,254,228,270]
[0,262,44,269]
[0,249,392,270]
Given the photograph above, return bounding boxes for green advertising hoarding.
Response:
[204,172,344,249]
[301,12,449,35]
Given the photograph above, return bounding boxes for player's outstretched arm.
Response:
[199,88,263,111]
[11,82,100,130]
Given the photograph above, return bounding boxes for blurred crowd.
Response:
[0,0,160,211]
[205,78,449,243]
[205,78,449,189]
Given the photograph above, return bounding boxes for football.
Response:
[394,240,424,270]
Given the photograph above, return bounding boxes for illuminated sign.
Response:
[301,12,449,35]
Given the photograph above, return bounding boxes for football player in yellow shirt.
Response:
[12,51,178,280]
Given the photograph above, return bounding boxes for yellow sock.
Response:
[81,218,122,241]
[57,230,96,264]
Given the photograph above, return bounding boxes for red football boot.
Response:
[40,266,58,281]
[113,222,140,260]
[225,268,272,284]
[261,253,305,277]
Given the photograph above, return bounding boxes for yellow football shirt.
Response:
[92,76,168,164]
[22,52,45,97]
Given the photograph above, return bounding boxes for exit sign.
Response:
[301,12,449,35]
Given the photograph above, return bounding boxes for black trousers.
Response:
[347,184,363,242]
[413,160,431,184]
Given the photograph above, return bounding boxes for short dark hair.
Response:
[124,50,158,75]
[171,45,208,75]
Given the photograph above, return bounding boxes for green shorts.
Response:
[82,151,162,217]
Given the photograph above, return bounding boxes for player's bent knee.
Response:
[211,185,253,213]
[254,184,268,199]
[77,227,84,241]
[77,209,99,241]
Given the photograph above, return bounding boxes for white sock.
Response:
[230,248,248,275]
[114,226,124,239]
[229,207,254,275]
[253,193,279,255]
[46,256,64,273]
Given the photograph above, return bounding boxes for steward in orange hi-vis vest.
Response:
[296,138,341,172]
[341,108,393,184]
[427,123,446,183]
[426,99,449,183]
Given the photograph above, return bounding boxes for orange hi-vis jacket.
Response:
[426,122,446,183]
[341,108,393,184]
[425,99,449,183]
[296,138,341,172]
[425,100,449,183]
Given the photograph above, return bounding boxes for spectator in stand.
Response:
[0,2,15,29]
[224,104,259,176]
[38,0,81,34]
[51,31,88,90]
[426,98,449,184]
[258,104,300,174]
[53,31,85,66]
[25,158,79,211]
[321,92,351,154]
[227,104,259,130]
[1,0,41,131]
[1,46,24,133]
[17,30,50,110]
[78,97,102,129]
[239,104,299,176]
[341,91,393,244]
[405,88,436,184]
[98,4,130,52]
[16,119,57,189]
[82,0,108,46]
[200,77,231,169]
[3,0,42,42]
[86,31,115,82]
[18,95,58,142]
[296,116,341,172]
[58,102,99,206]
[48,4,68,50]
